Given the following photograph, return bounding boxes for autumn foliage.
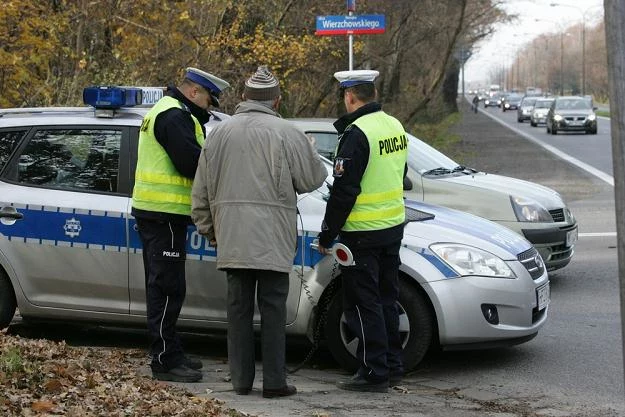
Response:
[2,0,508,125]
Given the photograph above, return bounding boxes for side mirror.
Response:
[403,176,413,191]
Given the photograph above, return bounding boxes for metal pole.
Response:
[560,32,564,95]
[582,18,586,95]
[348,0,354,70]
[603,0,625,397]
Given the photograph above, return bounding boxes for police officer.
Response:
[317,70,408,393]
[132,67,230,383]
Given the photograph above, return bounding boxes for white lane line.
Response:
[579,232,617,237]
[479,108,615,186]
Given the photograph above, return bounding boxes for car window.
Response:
[0,130,27,173]
[308,131,337,160]
[535,100,553,108]
[521,98,537,106]
[9,128,122,193]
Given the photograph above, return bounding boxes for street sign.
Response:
[315,14,385,36]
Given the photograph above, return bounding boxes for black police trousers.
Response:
[136,217,187,371]
[340,239,404,382]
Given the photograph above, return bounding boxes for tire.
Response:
[587,128,598,135]
[517,118,523,123]
[0,270,17,330]
[324,278,435,372]
[551,124,557,135]
[530,121,536,127]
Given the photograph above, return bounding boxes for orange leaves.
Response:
[0,329,234,416]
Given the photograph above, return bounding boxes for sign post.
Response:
[315,1,385,70]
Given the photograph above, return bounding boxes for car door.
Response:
[0,126,130,314]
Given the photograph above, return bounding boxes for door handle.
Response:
[0,206,23,220]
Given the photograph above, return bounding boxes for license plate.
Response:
[537,283,550,310]
[566,229,578,247]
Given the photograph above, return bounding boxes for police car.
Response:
[291,118,577,272]
[0,87,549,371]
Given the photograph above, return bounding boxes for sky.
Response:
[463,0,604,87]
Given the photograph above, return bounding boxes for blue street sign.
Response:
[347,0,356,12]
[315,14,385,36]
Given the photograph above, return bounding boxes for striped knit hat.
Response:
[244,66,281,101]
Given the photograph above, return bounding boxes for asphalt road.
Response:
[8,101,624,416]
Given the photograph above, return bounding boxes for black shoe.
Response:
[389,371,404,387]
[235,387,252,395]
[262,385,297,398]
[152,364,202,383]
[336,375,388,393]
[183,355,203,370]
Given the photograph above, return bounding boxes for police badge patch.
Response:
[333,158,346,177]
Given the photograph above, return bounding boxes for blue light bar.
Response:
[83,86,143,109]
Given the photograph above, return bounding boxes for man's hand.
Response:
[317,243,331,255]
[209,238,217,247]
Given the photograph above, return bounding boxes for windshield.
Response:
[555,98,592,110]
[534,100,553,109]
[521,98,537,107]
[406,133,458,173]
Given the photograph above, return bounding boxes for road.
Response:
[480,104,614,184]
[7,102,624,416]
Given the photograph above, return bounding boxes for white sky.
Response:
[463,0,604,86]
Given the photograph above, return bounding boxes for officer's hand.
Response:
[306,134,316,147]
[209,239,217,247]
[318,243,330,255]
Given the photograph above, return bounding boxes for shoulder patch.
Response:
[333,157,347,177]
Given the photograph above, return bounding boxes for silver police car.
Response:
[0,87,549,371]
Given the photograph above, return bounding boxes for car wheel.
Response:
[588,128,598,135]
[0,270,17,330]
[517,118,523,123]
[530,121,536,127]
[324,278,434,372]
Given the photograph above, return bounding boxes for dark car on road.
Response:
[502,93,523,112]
[517,96,537,122]
[546,96,597,135]
[483,92,502,108]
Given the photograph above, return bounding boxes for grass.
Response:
[596,110,610,118]
[408,112,462,154]
[0,347,24,376]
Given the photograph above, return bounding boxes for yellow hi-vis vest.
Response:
[342,111,408,232]
[132,96,205,216]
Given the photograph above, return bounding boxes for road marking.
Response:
[477,106,615,186]
[579,232,617,237]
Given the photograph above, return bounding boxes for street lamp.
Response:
[550,3,604,96]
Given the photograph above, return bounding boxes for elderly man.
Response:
[191,66,327,398]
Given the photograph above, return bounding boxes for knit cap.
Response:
[244,66,281,101]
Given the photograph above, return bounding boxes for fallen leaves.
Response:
[0,329,239,416]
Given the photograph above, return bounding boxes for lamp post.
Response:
[550,3,604,96]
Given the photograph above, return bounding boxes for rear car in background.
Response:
[546,96,598,135]
[530,98,555,127]
[0,88,550,372]
[517,96,537,122]
[483,93,502,108]
[290,119,577,272]
[502,93,523,112]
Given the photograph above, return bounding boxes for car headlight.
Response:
[430,244,516,278]
[588,114,596,121]
[554,114,563,121]
[485,100,490,105]
[510,195,553,222]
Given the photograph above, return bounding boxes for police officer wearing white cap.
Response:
[318,69,409,393]
[132,67,230,383]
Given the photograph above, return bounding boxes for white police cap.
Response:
[185,67,231,107]
[334,70,380,88]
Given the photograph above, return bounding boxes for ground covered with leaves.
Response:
[0,330,241,416]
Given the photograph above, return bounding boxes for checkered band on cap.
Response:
[244,66,281,101]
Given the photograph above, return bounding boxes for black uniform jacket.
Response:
[318,102,405,249]
[132,87,213,224]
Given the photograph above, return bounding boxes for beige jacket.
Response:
[191,101,327,273]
